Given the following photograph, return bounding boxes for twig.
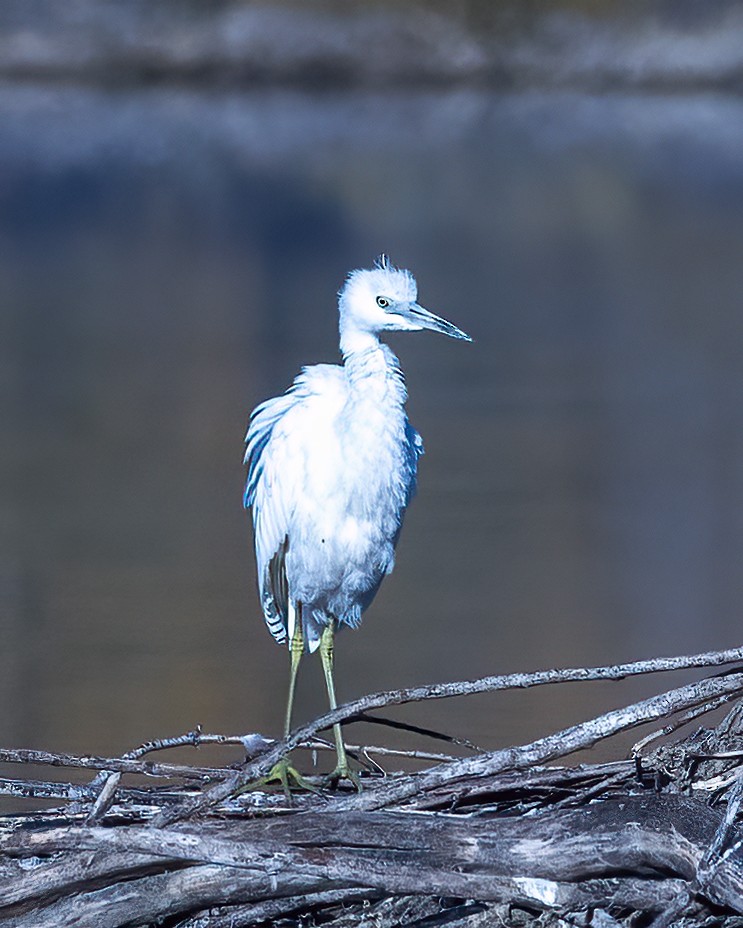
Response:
[700,770,743,867]
[407,760,635,811]
[347,712,483,752]
[0,776,94,804]
[0,775,199,807]
[631,693,737,758]
[0,731,275,780]
[177,888,382,928]
[547,768,632,813]
[85,729,273,822]
[306,736,460,766]
[0,746,228,780]
[0,741,457,815]
[693,768,743,792]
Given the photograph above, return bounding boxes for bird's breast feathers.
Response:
[246,358,421,568]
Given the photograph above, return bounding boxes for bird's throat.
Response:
[339,324,381,358]
[343,341,406,402]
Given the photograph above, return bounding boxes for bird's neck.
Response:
[341,337,407,406]
[339,324,381,358]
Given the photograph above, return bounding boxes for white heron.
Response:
[244,256,470,788]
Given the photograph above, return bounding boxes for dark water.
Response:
[1,86,743,779]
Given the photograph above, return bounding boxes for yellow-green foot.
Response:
[241,759,320,800]
[325,762,362,791]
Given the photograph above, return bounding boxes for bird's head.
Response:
[338,256,471,356]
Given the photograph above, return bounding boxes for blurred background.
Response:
[1,0,743,785]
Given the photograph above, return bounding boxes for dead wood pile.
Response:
[1,647,743,928]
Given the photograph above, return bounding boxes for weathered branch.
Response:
[632,692,738,757]
[0,746,226,780]
[177,889,384,928]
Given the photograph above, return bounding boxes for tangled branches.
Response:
[1,646,743,927]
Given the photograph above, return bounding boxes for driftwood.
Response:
[1,647,743,927]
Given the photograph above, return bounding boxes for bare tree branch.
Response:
[632,692,738,757]
[0,746,226,780]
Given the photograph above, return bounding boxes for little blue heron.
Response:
[244,256,470,788]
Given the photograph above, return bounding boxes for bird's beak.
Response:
[404,303,472,341]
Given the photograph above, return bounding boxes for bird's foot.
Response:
[243,759,321,800]
[324,760,362,792]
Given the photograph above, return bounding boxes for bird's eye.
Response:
[376,296,390,309]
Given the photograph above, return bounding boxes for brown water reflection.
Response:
[1,88,743,784]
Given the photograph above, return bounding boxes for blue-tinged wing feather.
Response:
[244,365,347,646]
[244,394,293,509]
[244,391,299,643]
[403,420,424,507]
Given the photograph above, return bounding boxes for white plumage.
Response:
[246,347,421,653]
[243,257,469,787]
[245,257,470,655]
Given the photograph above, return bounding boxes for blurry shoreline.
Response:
[2,0,743,92]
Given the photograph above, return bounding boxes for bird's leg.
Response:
[320,622,360,789]
[284,620,303,738]
[251,616,318,797]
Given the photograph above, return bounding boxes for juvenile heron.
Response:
[244,256,470,787]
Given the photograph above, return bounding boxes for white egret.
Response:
[244,256,470,787]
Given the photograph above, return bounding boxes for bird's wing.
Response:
[403,420,424,507]
[244,365,346,644]
[244,390,296,643]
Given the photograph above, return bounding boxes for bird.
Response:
[244,256,470,789]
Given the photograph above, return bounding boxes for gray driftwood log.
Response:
[1,647,743,927]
